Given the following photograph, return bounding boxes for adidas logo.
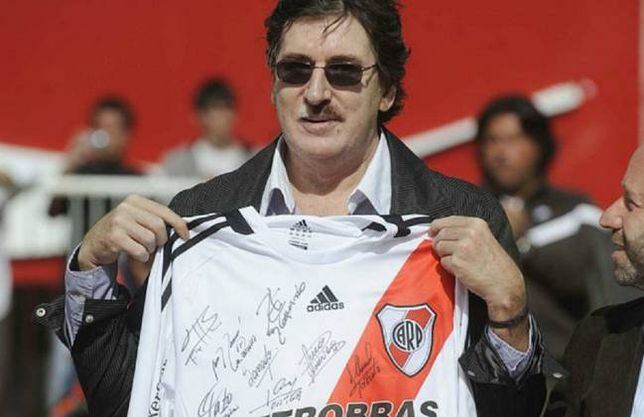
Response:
[289,219,313,250]
[290,219,312,233]
[307,285,345,312]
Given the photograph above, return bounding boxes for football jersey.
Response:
[129,207,476,417]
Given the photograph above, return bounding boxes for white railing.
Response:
[45,174,199,198]
[49,175,201,253]
[3,174,200,259]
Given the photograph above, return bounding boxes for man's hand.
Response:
[430,216,529,351]
[63,130,99,172]
[77,195,189,271]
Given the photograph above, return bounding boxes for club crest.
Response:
[376,304,436,377]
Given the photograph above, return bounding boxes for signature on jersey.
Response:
[346,342,381,397]
[197,386,239,417]
[250,375,302,413]
[181,305,223,366]
[299,331,346,384]
[256,282,306,345]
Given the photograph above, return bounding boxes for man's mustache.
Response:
[298,105,343,121]
[612,231,625,248]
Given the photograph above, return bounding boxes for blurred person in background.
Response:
[48,95,144,285]
[0,169,15,414]
[159,78,250,179]
[67,96,138,175]
[49,96,139,219]
[46,96,142,417]
[475,94,637,359]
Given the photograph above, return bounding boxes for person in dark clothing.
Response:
[64,97,137,173]
[49,96,139,214]
[475,95,638,359]
[563,145,644,417]
[49,96,141,239]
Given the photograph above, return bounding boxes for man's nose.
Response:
[304,67,331,106]
[483,141,506,162]
[599,198,624,230]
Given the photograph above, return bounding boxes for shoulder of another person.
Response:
[162,143,195,163]
[168,139,279,217]
[564,307,612,372]
[566,298,644,369]
[534,186,595,215]
[602,296,644,331]
[544,186,593,204]
[571,296,644,343]
[572,306,613,339]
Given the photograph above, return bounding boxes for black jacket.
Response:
[503,186,639,359]
[36,130,554,416]
[564,296,644,417]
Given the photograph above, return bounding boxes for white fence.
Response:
[3,172,199,259]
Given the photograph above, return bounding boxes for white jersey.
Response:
[130,207,476,417]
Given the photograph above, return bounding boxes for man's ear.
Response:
[379,85,396,112]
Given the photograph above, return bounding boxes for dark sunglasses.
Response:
[274,61,377,87]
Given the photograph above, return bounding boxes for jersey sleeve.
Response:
[127,245,166,417]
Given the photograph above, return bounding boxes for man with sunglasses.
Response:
[36,1,555,416]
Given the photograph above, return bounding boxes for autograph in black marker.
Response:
[250,376,302,413]
[346,342,381,397]
[181,305,223,366]
[256,282,306,345]
[299,330,346,384]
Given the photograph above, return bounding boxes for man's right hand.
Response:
[77,194,189,271]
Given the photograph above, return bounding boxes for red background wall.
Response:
[0,0,639,207]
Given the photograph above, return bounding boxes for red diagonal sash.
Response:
[327,239,455,410]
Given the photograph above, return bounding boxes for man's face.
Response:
[272,15,395,164]
[93,108,129,160]
[198,104,236,145]
[479,113,542,194]
[600,147,644,288]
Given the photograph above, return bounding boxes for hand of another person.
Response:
[430,216,529,350]
[63,130,102,172]
[77,195,189,271]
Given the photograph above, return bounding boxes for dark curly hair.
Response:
[265,0,410,124]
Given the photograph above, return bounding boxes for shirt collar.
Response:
[259,132,392,216]
[259,137,296,216]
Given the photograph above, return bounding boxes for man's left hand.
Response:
[430,216,529,351]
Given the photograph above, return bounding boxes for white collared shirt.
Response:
[259,133,391,216]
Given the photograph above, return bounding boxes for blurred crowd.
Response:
[0,80,636,417]
[0,78,253,417]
